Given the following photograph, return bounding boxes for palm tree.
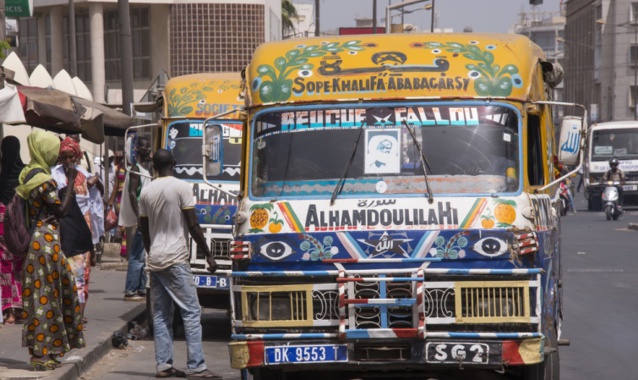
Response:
[282,0,299,38]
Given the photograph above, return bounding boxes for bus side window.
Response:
[527,115,545,186]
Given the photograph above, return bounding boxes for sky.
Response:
[292,0,562,34]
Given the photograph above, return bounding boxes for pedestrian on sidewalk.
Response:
[109,151,127,256]
[16,130,85,371]
[0,136,26,324]
[139,149,220,379]
[119,137,152,301]
[51,137,104,325]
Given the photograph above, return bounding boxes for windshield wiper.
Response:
[330,127,364,205]
[403,120,434,204]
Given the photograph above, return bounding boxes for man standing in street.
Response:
[139,149,220,379]
[119,136,153,301]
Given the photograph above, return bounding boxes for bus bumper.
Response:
[228,337,543,370]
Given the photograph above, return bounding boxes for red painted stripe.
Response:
[336,278,363,282]
[502,340,524,365]
[394,328,418,338]
[323,258,358,263]
[246,340,265,367]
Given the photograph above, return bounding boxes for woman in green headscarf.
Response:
[17,130,86,371]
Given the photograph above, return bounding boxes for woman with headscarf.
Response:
[17,130,85,370]
[0,136,26,324]
[51,137,104,326]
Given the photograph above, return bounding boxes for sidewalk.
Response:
[0,244,145,380]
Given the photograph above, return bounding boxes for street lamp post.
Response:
[385,0,429,34]
[430,0,435,33]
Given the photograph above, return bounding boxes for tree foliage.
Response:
[282,0,299,38]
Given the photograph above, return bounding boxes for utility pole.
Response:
[372,0,377,34]
[69,0,77,76]
[118,0,134,116]
[314,0,320,37]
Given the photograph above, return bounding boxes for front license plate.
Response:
[193,275,229,289]
[622,184,637,191]
[265,345,348,364]
[426,342,499,364]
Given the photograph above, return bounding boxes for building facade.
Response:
[565,0,638,123]
[17,0,281,104]
[513,7,566,118]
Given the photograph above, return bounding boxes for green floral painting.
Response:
[420,41,523,97]
[252,41,367,103]
[168,80,240,117]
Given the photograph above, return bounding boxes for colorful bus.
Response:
[161,72,243,307]
[224,34,584,380]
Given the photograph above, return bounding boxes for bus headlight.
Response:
[475,297,515,318]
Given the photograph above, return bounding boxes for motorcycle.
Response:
[602,181,623,220]
[559,181,570,216]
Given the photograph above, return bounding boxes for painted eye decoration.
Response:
[259,241,293,261]
[472,237,508,257]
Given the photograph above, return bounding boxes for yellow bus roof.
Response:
[163,72,243,118]
[246,33,546,106]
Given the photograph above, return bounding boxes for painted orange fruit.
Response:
[481,217,495,229]
[494,202,517,225]
[268,222,283,233]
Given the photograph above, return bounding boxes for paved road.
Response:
[78,309,237,380]
[83,192,638,379]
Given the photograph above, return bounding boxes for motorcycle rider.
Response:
[602,157,626,208]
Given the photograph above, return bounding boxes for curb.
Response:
[43,305,147,380]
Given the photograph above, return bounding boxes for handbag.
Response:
[105,206,118,231]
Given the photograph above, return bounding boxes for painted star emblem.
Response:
[372,114,394,126]
[358,232,413,258]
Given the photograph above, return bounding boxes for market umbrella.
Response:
[9,85,106,144]
[74,97,133,136]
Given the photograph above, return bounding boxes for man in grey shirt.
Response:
[139,149,220,379]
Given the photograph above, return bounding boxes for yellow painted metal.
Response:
[454,281,531,324]
[228,342,250,369]
[162,72,243,119]
[246,33,545,106]
[518,337,544,364]
[240,284,315,327]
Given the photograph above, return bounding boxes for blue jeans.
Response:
[151,264,207,373]
[124,229,146,294]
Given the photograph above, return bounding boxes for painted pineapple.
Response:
[249,203,274,233]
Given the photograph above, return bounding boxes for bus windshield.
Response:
[591,129,638,161]
[251,104,520,198]
[167,120,242,182]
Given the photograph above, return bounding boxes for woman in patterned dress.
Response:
[51,137,103,325]
[16,130,85,371]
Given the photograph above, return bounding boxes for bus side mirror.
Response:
[203,124,224,177]
[558,116,583,166]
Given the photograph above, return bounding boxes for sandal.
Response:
[30,359,60,371]
[156,367,187,378]
[187,369,222,379]
[3,311,14,324]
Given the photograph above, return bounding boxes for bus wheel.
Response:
[251,368,286,380]
[588,196,602,211]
